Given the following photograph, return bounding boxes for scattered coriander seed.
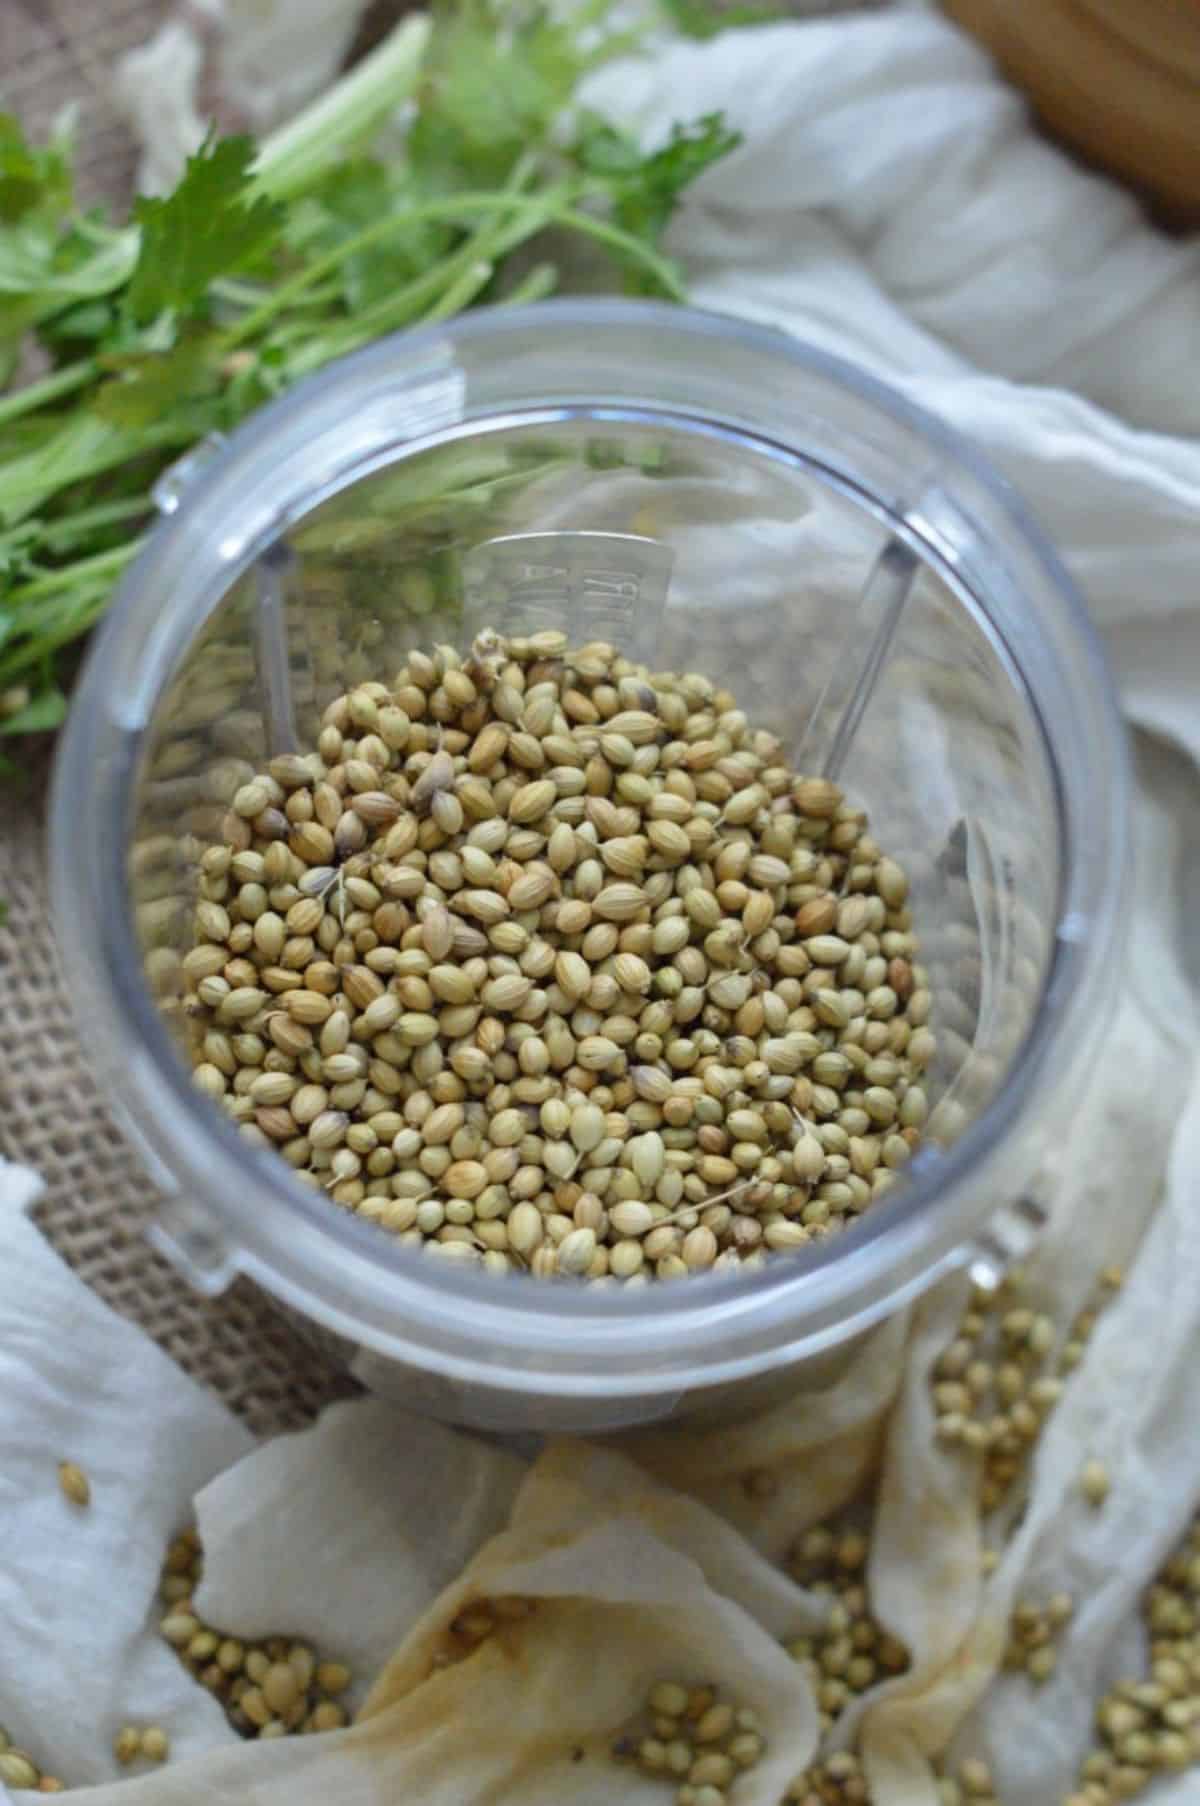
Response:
[309,1702,347,1732]
[959,1757,995,1798]
[786,1747,872,1804]
[429,1595,538,1672]
[1081,1460,1111,1508]
[57,1460,90,1507]
[156,1528,352,1741]
[614,1677,766,1802]
[0,1752,36,1789]
[931,1267,1121,1512]
[316,1662,351,1696]
[1003,1591,1075,1681]
[113,1727,142,1765]
[183,633,931,1284]
[785,1511,909,1736]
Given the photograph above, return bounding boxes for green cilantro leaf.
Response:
[128,136,283,323]
[93,333,222,429]
[0,111,72,222]
[410,1,639,191]
[39,297,116,348]
[614,115,741,243]
[572,112,741,289]
[307,160,452,312]
[661,0,785,36]
[0,523,39,590]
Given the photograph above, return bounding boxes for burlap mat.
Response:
[0,0,875,1439]
[0,744,359,1434]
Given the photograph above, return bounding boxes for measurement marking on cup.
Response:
[253,542,301,757]
[583,565,645,602]
[503,558,646,619]
[464,531,673,662]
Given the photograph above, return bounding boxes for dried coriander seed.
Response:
[155,1528,352,1742]
[140,1728,170,1763]
[1081,1459,1111,1508]
[614,1677,766,1802]
[113,1727,142,1765]
[1067,1498,1200,1801]
[930,1266,1121,1512]
[0,1751,41,1790]
[183,633,932,1284]
[57,1460,90,1507]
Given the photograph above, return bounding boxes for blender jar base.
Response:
[51,301,1126,1432]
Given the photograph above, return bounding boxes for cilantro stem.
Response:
[0,543,141,684]
[249,14,432,204]
[0,359,96,428]
[217,195,533,348]
[211,276,343,315]
[38,495,150,549]
[0,416,197,529]
[222,183,683,350]
[497,262,559,307]
[6,541,139,604]
[547,201,688,302]
[306,185,565,354]
[419,259,497,323]
[277,200,543,375]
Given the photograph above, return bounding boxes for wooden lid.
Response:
[944,0,1200,225]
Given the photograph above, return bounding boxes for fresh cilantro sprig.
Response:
[573,112,741,288]
[0,1,740,747]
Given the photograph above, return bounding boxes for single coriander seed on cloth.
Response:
[56,1459,90,1506]
[113,1726,142,1764]
[1081,1458,1111,1507]
[0,1750,41,1790]
[179,633,934,1283]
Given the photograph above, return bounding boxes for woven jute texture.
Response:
[0,0,152,209]
[0,744,359,1435]
[0,0,874,1438]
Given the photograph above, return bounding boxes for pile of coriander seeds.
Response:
[158,1529,352,1741]
[613,1678,767,1802]
[184,630,934,1283]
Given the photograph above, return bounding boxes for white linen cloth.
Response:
[5,6,1200,1802]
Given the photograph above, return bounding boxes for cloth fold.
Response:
[4,6,1200,1804]
[0,1164,252,1789]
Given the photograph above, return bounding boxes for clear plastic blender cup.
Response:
[50,301,1126,1433]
